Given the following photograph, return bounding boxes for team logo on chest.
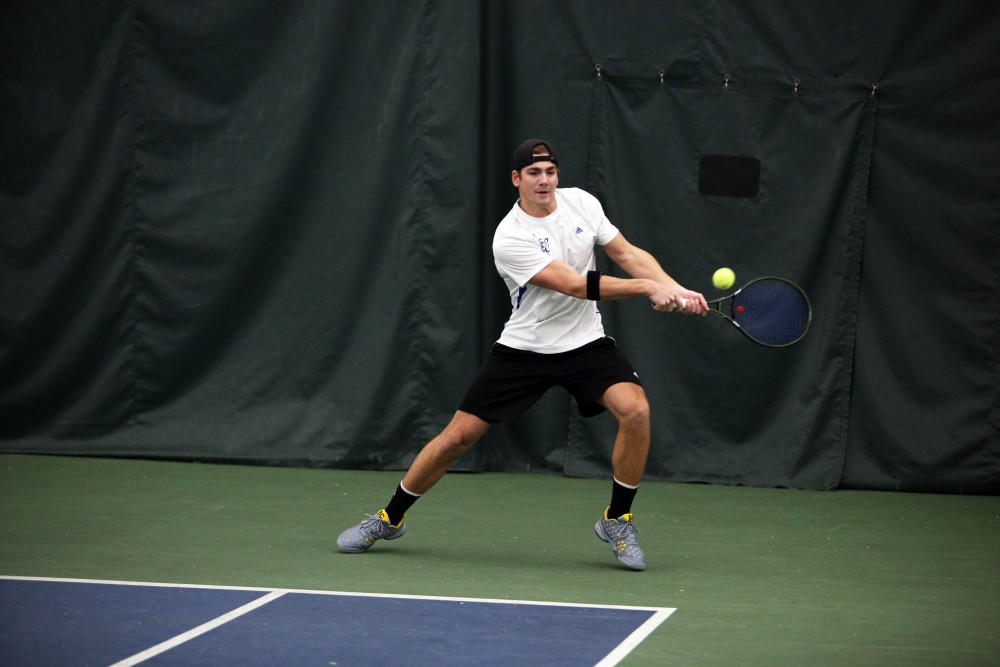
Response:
[540,237,550,254]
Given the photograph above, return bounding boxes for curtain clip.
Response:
[870,82,879,97]
[595,64,603,81]
[793,78,800,96]
[723,73,731,92]
[659,68,665,87]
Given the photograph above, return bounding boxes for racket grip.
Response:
[678,297,688,308]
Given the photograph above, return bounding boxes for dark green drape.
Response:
[2,1,997,493]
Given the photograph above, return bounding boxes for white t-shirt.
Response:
[492,187,620,353]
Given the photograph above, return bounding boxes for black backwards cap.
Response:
[512,139,559,171]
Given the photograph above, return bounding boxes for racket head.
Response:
[724,277,812,347]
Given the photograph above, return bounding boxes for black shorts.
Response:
[458,336,642,424]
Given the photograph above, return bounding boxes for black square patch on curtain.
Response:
[698,154,761,197]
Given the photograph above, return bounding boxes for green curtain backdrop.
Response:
[2,1,997,493]
[560,63,876,489]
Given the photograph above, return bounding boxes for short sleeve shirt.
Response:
[492,188,620,353]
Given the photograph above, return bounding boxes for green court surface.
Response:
[1,454,997,666]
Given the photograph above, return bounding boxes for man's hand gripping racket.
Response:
[651,285,708,315]
[677,276,812,347]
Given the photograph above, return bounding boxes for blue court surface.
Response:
[0,576,675,666]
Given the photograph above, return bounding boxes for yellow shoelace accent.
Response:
[604,507,635,523]
[378,508,404,529]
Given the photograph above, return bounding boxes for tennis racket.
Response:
[681,277,812,347]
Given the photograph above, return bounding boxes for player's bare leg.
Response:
[337,411,489,553]
[598,382,651,486]
[401,411,491,494]
[593,382,649,570]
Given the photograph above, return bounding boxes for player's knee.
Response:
[437,427,479,456]
[618,397,650,429]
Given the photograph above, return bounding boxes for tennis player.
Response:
[337,139,708,570]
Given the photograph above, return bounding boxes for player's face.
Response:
[512,160,559,217]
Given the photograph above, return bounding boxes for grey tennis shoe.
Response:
[337,509,406,553]
[595,508,646,571]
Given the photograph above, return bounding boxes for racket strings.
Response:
[731,280,810,346]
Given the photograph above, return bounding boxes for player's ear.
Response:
[511,169,520,187]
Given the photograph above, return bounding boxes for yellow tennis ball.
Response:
[712,267,735,290]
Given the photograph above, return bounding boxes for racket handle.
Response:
[678,297,688,308]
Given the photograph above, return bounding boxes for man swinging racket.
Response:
[337,139,708,570]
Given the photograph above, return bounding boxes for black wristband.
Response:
[587,270,602,301]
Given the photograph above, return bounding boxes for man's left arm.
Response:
[599,233,708,313]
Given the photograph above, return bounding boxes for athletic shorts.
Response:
[458,336,642,424]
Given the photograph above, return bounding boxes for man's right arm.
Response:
[527,259,702,313]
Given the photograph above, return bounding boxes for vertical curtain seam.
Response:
[122,0,144,432]
[833,95,879,489]
[408,0,435,453]
[565,75,610,476]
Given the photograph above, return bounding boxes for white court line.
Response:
[2,575,676,666]
[0,575,674,613]
[595,607,676,667]
[106,590,286,667]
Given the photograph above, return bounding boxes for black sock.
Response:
[383,483,420,525]
[608,478,638,519]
